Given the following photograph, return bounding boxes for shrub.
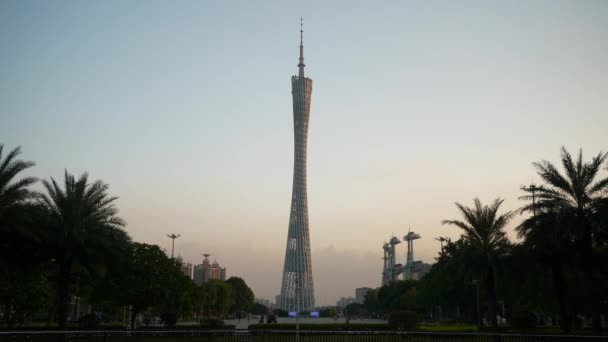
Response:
[160,312,178,328]
[273,309,288,317]
[388,310,421,331]
[510,311,537,330]
[571,315,583,329]
[78,313,100,328]
[200,318,225,329]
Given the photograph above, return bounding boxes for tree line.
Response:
[362,147,608,335]
[0,144,256,328]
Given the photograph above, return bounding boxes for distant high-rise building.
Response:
[193,254,226,285]
[279,19,315,313]
[355,287,372,304]
[181,262,193,279]
[176,255,193,279]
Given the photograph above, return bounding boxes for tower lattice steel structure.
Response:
[403,230,421,280]
[381,236,403,285]
[279,20,315,312]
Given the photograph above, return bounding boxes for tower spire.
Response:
[298,17,305,78]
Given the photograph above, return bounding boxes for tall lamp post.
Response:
[435,237,448,254]
[521,184,541,217]
[167,233,181,259]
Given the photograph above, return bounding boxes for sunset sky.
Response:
[1,0,607,305]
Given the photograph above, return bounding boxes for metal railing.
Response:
[1,330,607,342]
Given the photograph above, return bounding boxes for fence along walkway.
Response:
[1,330,607,342]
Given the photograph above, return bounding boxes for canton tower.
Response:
[279,19,315,312]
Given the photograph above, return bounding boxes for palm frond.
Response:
[444,198,512,256]
[534,161,572,195]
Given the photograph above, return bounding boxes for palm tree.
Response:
[39,171,127,327]
[0,145,37,219]
[442,198,514,328]
[516,202,574,332]
[525,147,608,334]
[0,145,38,327]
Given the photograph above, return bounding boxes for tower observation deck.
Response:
[279,19,315,312]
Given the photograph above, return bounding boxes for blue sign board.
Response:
[310,311,319,318]
[288,311,297,318]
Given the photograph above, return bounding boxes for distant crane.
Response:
[167,233,181,259]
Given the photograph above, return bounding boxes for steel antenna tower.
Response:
[167,233,181,259]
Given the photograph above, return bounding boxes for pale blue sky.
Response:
[1,0,607,305]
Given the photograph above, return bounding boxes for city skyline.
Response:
[1,1,608,305]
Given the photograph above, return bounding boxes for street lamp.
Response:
[521,184,542,217]
[435,237,448,254]
[166,233,181,259]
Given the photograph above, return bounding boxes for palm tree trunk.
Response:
[485,266,498,328]
[551,261,571,333]
[56,261,72,328]
[581,224,602,335]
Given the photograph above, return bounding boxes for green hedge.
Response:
[0,324,128,331]
[510,311,537,330]
[1,324,236,331]
[248,323,389,331]
[387,310,421,331]
[135,325,235,330]
[418,324,477,332]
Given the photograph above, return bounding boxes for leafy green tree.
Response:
[524,148,608,334]
[442,198,514,328]
[0,265,51,327]
[319,307,337,318]
[102,242,193,328]
[344,303,364,317]
[225,276,254,313]
[38,171,129,327]
[201,279,234,317]
[417,239,478,323]
[376,280,417,314]
[248,302,269,315]
[363,289,381,317]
